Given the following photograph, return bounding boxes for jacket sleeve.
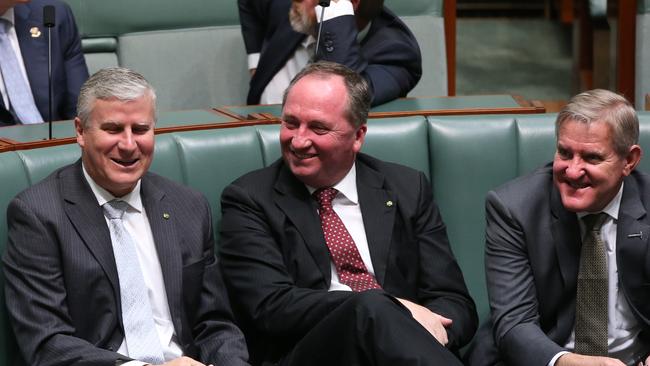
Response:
[485,190,566,366]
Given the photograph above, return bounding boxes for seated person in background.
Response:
[3,67,250,366]
[238,0,421,106]
[219,61,476,366]
[0,0,88,126]
[465,89,650,366]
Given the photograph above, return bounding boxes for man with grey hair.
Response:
[219,61,476,365]
[3,67,250,366]
[465,89,650,366]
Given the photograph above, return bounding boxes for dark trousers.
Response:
[279,290,463,366]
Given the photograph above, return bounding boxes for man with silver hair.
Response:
[466,89,650,366]
[3,67,250,366]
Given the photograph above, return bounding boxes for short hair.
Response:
[556,89,638,157]
[76,67,157,127]
[282,61,371,128]
[356,0,384,21]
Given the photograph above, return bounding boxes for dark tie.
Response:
[574,212,609,356]
[314,188,381,292]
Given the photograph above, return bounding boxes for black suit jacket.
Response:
[474,164,650,366]
[3,161,249,366]
[0,0,88,125]
[219,153,477,364]
[238,0,421,106]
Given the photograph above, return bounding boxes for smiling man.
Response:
[3,68,250,366]
[219,61,476,366]
[465,89,650,366]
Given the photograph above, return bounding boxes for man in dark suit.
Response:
[0,0,88,126]
[219,61,476,366]
[238,0,421,106]
[3,68,249,366]
[465,89,650,366]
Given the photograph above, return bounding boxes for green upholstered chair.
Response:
[637,0,650,109]
[64,0,247,110]
[385,0,448,97]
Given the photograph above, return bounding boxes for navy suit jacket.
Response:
[3,161,249,366]
[238,0,421,106]
[219,153,477,365]
[466,165,650,366]
[0,0,88,125]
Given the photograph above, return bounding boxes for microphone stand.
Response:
[314,0,331,60]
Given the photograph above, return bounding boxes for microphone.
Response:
[43,5,55,139]
[314,0,331,61]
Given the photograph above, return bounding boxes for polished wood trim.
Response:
[213,107,247,120]
[444,0,456,96]
[645,94,650,111]
[617,0,636,103]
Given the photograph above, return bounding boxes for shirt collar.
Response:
[306,162,358,204]
[357,21,371,43]
[1,8,14,26]
[82,163,144,213]
[577,182,624,220]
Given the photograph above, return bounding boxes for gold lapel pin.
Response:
[386,200,393,207]
[163,213,170,220]
[30,27,41,38]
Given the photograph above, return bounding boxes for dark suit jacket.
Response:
[238,0,421,106]
[475,164,650,366]
[2,161,249,366]
[219,153,477,365]
[0,0,88,125]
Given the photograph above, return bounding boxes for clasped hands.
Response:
[397,298,453,346]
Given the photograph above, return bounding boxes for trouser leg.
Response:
[280,290,463,366]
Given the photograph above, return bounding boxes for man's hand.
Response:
[152,356,212,366]
[396,298,452,346]
[557,353,626,366]
[638,355,650,366]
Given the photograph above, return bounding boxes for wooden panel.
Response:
[445,0,457,95]
[617,0,636,102]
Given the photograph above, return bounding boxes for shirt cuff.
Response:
[247,53,260,70]
[316,0,354,23]
[548,351,569,366]
[121,361,148,366]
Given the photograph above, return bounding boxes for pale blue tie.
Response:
[0,19,43,124]
[103,200,165,364]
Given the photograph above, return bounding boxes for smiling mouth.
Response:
[112,158,139,167]
[567,180,589,190]
[291,150,317,160]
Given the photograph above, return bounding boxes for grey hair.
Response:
[556,89,638,157]
[76,67,156,127]
[281,61,371,128]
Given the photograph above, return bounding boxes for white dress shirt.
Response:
[0,8,35,110]
[549,183,647,365]
[83,165,183,365]
[306,163,376,291]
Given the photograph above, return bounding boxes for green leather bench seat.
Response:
[4,113,650,363]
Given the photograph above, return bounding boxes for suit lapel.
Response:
[274,165,332,284]
[14,3,46,87]
[357,161,394,285]
[249,22,305,103]
[550,186,581,290]
[141,175,184,338]
[62,161,120,299]
[616,178,650,289]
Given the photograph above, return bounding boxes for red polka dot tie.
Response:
[314,187,381,292]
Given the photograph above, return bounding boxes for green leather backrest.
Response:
[637,1,650,108]
[385,0,447,97]
[117,26,248,111]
